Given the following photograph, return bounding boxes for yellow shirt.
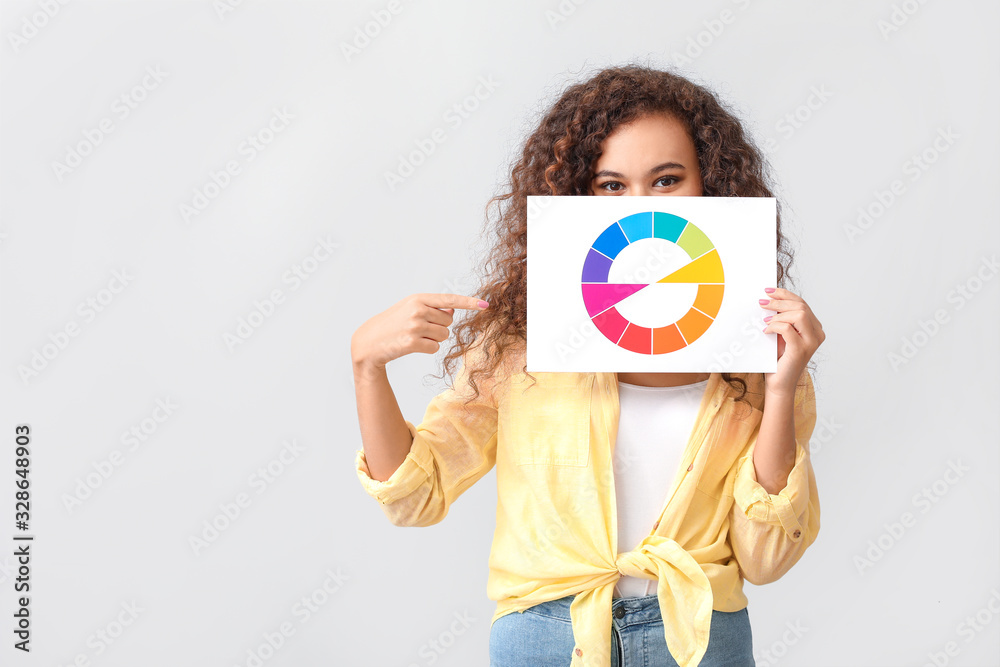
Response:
[354,344,820,667]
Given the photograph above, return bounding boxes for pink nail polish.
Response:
[478,300,489,308]
[763,315,773,322]
[758,299,770,305]
[764,287,776,294]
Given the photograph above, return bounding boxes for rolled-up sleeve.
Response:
[729,369,820,585]
[354,347,499,528]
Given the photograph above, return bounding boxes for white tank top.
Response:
[612,378,710,599]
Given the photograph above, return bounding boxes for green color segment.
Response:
[676,223,714,259]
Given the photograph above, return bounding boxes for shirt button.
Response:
[793,529,802,538]
[652,520,659,530]
[614,606,626,619]
[575,648,583,657]
[687,463,693,471]
[606,384,611,395]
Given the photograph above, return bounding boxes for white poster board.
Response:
[526,195,778,373]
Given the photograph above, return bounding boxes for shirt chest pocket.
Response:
[501,373,593,467]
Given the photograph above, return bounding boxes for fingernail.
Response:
[763,315,773,322]
[764,287,776,294]
[478,300,489,308]
[758,299,770,305]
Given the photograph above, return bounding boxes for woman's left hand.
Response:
[759,287,825,396]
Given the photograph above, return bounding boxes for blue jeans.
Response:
[489,593,755,666]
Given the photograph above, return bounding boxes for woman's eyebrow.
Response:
[593,161,687,179]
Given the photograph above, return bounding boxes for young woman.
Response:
[351,64,825,667]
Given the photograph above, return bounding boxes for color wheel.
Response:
[580,211,724,354]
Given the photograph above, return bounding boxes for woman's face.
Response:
[589,112,703,197]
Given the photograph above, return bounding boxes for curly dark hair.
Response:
[438,63,810,406]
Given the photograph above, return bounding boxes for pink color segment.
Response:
[592,306,629,344]
[581,283,648,317]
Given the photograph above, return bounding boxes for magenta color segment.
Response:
[581,283,648,317]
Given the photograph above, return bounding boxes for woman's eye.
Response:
[600,182,623,192]
[656,176,679,187]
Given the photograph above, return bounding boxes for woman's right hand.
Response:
[350,293,489,372]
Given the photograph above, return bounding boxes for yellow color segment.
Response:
[657,249,724,284]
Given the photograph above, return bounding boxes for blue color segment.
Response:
[617,212,653,243]
[591,222,629,260]
[581,248,613,283]
[653,212,687,242]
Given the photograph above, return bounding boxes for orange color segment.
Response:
[676,308,713,344]
[692,284,724,319]
[652,324,686,354]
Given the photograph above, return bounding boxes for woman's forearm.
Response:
[752,388,797,494]
[351,358,414,482]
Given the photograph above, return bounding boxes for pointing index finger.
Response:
[423,293,489,311]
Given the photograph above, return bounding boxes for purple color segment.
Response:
[581,248,614,283]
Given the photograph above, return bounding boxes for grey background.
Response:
[1,0,998,665]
